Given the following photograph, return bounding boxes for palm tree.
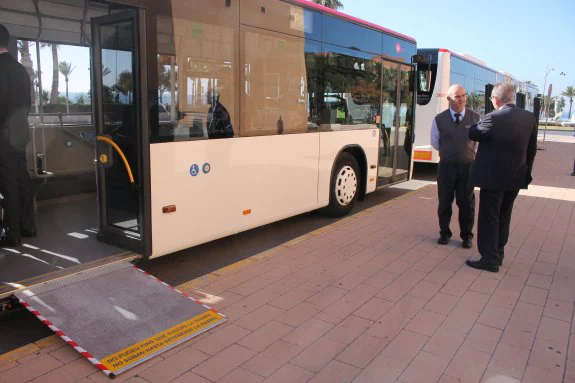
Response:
[17,41,36,108]
[561,86,575,120]
[312,0,343,10]
[41,43,59,103]
[58,61,75,113]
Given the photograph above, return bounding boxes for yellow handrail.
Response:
[96,135,135,184]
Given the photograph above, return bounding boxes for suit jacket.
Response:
[469,104,537,191]
[0,52,32,152]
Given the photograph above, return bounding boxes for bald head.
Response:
[447,84,467,113]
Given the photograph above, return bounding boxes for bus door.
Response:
[378,62,415,185]
[92,10,145,253]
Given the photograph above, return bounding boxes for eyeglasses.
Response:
[453,94,467,100]
[489,96,497,101]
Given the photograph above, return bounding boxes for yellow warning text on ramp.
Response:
[102,310,224,372]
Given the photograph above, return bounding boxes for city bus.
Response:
[0,0,418,292]
[413,48,539,163]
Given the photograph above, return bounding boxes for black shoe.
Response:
[462,239,473,249]
[465,259,499,273]
[437,235,450,245]
[21,229,37,238]
[0,236,21,247]
[571,172,575,176]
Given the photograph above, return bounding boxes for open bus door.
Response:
[92,10,147,254]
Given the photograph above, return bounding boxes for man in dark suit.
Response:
[0,24,36,246]
[466,82,537,272]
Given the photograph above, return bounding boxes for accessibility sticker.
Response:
[101,310,225,372]
[190,164,199,177]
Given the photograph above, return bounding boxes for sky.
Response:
[28,0,574,101]
[343,0,575,99]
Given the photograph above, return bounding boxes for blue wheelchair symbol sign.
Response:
[190,164,199,177]
[202,163,211,174]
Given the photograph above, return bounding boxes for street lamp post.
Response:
[542,66,554,143]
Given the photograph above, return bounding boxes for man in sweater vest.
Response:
[431,84,480,249]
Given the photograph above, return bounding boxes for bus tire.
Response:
[324,152,360,217]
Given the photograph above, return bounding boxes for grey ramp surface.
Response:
[15,262,221,361]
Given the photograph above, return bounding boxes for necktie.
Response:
[454,113,461,124]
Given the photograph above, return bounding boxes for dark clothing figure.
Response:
[432,107,480,246]
[468,103,537,270]
[207,95,234,139]
[0,49,35,246]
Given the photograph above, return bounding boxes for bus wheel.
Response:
[324,153,360,217]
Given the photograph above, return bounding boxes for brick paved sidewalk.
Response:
[1,139,574,383]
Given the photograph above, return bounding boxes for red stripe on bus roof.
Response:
[438,48,450,53]
[291,0,416,43]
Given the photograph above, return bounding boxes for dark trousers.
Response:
[0,145,35,240]
[477,189,519,266]
[437,161,475,240]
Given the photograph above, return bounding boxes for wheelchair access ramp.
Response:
[14,261,226,378]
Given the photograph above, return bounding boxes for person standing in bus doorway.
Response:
[466,82,537,272]
[431,84,480,249]
[0,24,36,246]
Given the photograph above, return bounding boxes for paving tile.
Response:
[509,301,544,327]
[405,309,445,337]
[274,301,321,327]
[455,290,491,314]
[532,261,557,276]
[48,345,82,364]
[291,337,346,373]
[477,303,513,330]
[352,355,408,383]
[234,304,285,331]
[488,343,530,380]
[230,290,280,312]
[33,358,95,383]
[379,330,429,365]
[268,288,315,311]
[399,351,451,383]
[528,337,567,372]
[262,363,314,383]
[355,298,395,321]
[500,320,538,350]
[242,340,302,377]
[308,360,360,383]
[366,296,427,341]
[469,276,500,295]
[170,371,212,383]
[498,274,528,293]
[425,268,455,285]
[408,280,443,300]
[324,315,373,344]
[489,289,520,310]
[306,286,349,308]
[139,347,209,382]
[238,321,294,352]
[519,285,549,306]
[331,272,370,291]
[218,367,264,383]
[543,299,574,322]
[423,326,466,358]
[536,316,571,345]
[521,364,564,383]
[424,293,460,315]
[526,272,553,290]
[1,354,63,383]
[229,277,274,296]
[364,270,398,289]
[441,305,480,334]
[444,345,491,383]
[335,334,389,369]
[191,324,251,355]
[192,344,257,381]
[480,367,521,383]
[282,318,334,348]
[463,323,502,354]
